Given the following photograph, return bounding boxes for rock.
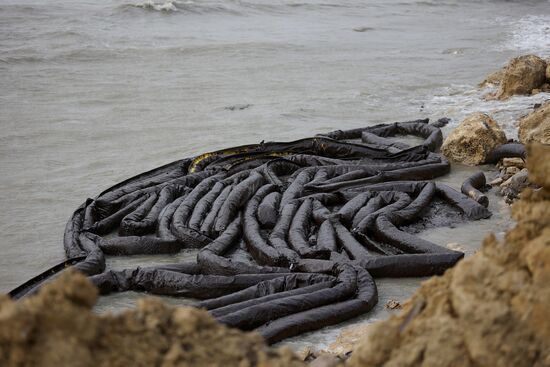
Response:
[505,166,520,176]
[385,300,402,309]
[496,55,547,100]
[446,242,464,252]
[297,347,315,361]
[500,173,513,182]
[519,100,550,144]
[327,324,372,356]
[500,168,529,200]
[478,67,505,88]
[501,157,526,170]
[489,177,503,186]
[547,57,550,81]
[542,83,550,93]
[348,144,550,367]
[441,113,507,165]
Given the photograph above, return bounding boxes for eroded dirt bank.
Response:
[348,143,550,367]
[0,272,303,367]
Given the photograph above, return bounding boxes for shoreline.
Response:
[1,54,549,366]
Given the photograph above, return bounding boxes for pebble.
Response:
[385,300,402,309]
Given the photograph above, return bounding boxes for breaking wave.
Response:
[421,84,550,139]
[498,15,550,53]
[126,0,182,12]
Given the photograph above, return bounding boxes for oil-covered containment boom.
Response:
[10,118,496,344]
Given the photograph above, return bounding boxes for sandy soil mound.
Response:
[0,271,304,367]
[519,100,550,145]
[348,143,550,367]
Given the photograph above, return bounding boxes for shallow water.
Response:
[1,0,549,350]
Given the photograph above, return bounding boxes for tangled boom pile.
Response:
[10,118,494,344]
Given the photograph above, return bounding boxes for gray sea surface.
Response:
[1,0,549,349]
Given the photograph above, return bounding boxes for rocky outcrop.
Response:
[441,113,507,165]
[0,270,304,367]
[496,55,547,100]
[519,100,550,145]
[478,67,505,88]
[348,143,550,367]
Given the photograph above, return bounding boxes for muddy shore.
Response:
[1,55,550,366]
[1,142,548,367]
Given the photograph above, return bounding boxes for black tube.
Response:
[461,172,489,208]
[14,119,493,345]
[484,142,526,164]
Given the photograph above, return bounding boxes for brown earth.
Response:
[0,271,304,367]
[348,143,550,367]
[519,100,550,145]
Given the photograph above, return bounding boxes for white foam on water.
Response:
[498,15,550,53]
[419,84,550,140]
[132,0,181,12]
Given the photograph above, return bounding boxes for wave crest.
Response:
[129,0,182,12]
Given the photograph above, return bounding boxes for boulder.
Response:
[478,67,505,88]
[519,100,550,145]
[441,113,507,165]
[496,55,547,100]
[546,57,550,81]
